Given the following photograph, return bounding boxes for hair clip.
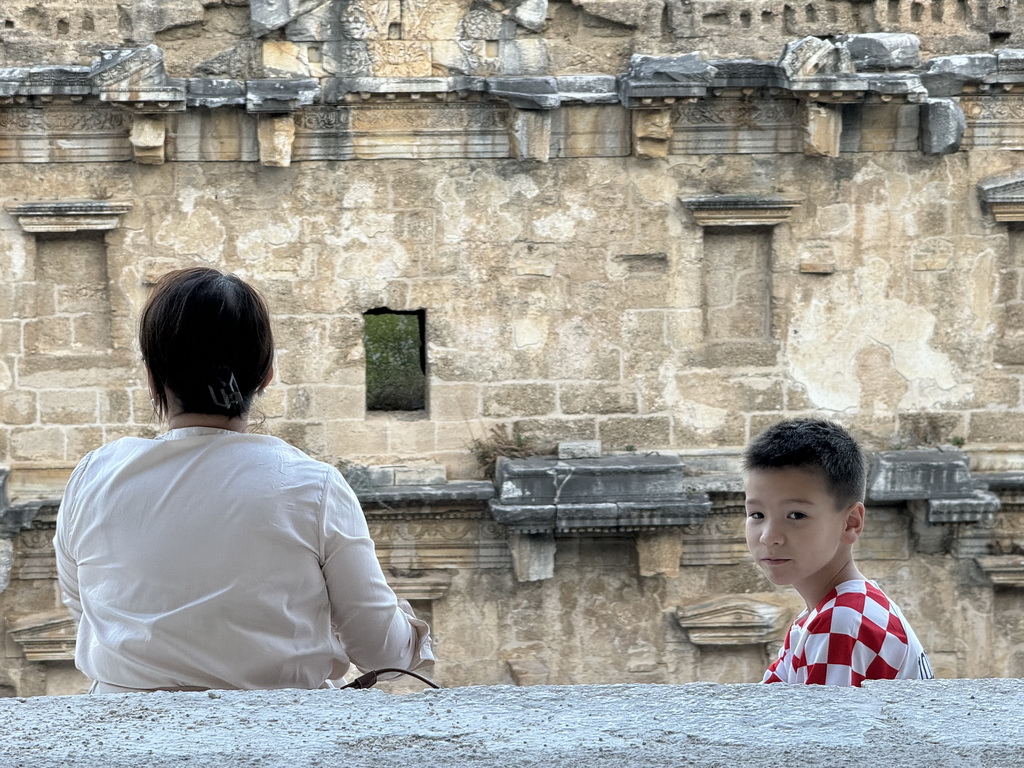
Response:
[209,371,244,410]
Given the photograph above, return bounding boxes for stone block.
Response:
[257,114,296,167]
[804,103,841,157]
[10,427,65,462]
[0,391,36,425]
[509,109,552,162]
[867,450,974,502]
[920,54,998,96]
[508,531,556,582]
[837,33,920,71]
[598,415,671,450]
[39,390,98,425]
[129,116,166,164]
[343,464,396,489]
[488,77,560,110]
[635,530,683,578]
[558,440,602,459]
[969,412,1024,445]
[920,98,966,156]
[394,463,447,486]
[925,490,1001,524]
[482,383,556,419]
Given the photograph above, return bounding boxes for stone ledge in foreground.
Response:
[0,679,1021,767]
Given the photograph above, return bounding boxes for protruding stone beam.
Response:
[89,46,186,113]
[257,114,297,167]
[920,54,998,96]
[979,173,1024,222]
[618,53,718,108]
[246,78,319,113]
[804,102,842,157]
[633,109,672,159]
[186,78,246,109]
[129,115,166,164]
[920,98,966,155]
[5,200,133,233]
[681,195,803,227]
[675,594,799,646]
[508,531,555,582]
[867,450,974,501]
[636,530,683,578]
[837,33,921,71]
[485,77,559,161]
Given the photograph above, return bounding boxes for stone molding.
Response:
[4,200,133,233]
[976,555,1024,587]
[682,195,803,227]
[5,36,1024,164]
[979,173,1024,222]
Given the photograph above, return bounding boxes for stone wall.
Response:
[2,1,1024,696]
[1,679,1022,767]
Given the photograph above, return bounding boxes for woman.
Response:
[53,267,432,692]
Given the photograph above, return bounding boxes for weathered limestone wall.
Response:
[1,679,1022,767]
[2,0,1024,698]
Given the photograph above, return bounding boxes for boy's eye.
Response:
[746,511,763,519]
[787,511,807,520]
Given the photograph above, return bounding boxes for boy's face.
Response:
[743,467,864,607]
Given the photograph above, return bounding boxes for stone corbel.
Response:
[803,102,842,157]
[129,115,167,165]
[633,109,673,159]
[257,114,296,167]
[5,200,133,233]
[975,556,1024,587]
[508,530,555,582]
[509,109,552,162]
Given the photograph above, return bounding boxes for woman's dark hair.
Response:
[140,267,274,420]
[743,418,867,509]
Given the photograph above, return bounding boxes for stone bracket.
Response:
[508,530,555,582]
[633,109,673,159]
[130,115,167,164]
[5,200,133,233]
[803,102,842,157]
[258,114,297,167]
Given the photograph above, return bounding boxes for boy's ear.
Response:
[842,502,866,544]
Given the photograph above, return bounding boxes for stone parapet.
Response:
[0,679,1020,767]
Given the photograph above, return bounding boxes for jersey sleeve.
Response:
[795,593,909,686]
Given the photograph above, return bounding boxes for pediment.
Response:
[8,610,77,661]
[979,174,1024,222]
[675,594,801,645]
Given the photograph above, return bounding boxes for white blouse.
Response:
[53,427,433,691]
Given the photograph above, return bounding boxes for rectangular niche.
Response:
[30,232,112,353]
[701,227,772,343]
[363,308,427,413]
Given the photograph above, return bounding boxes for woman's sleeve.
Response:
[52,452,94,624]
[318,467,434,673]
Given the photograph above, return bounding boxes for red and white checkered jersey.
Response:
[763,579,933,686]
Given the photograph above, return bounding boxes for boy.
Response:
[743,418,933,686]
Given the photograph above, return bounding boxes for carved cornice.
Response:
[979,174,1024,222]
[5,200,133,232]
[976,555,1024,587]
[682,195,803,227]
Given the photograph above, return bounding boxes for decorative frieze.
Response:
[0,105,132,163]
[867,450,974,501]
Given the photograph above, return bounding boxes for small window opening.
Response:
[364,308,426,412]
[388,22,402,39]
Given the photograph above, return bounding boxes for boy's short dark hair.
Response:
[743,418,866,509]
